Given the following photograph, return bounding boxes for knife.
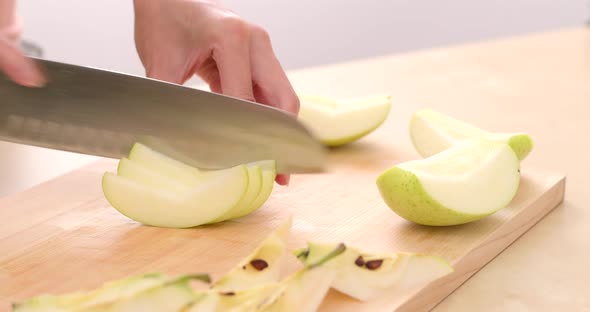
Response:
[0,58,326,174]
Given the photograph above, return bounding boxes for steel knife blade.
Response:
[0,58,326,173]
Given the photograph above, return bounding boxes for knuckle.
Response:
[217,15,250,45]
[250,24,272,45]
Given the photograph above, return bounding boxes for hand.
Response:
[0,3,45,87]
[133,0,299,185]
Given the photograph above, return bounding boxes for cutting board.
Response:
[0,130,565,311]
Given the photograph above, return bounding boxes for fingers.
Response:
[211,17,255,102]
[0,36,45,87]
[275,174,290,186]
[248,25,300,115]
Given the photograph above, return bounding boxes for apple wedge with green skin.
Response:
[102,163,249,228]
[298,94,392,147]
[212,217,292,292]
[410,109,534,160]
[377,138,521,226]
[294,242,453,301]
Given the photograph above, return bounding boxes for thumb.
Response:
[0,36,45,87]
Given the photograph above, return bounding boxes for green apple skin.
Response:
[508,134,534,160]
[377,167,505,226]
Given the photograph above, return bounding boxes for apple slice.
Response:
[298,94,392,146]
[127,143,212,185]
[211,165,263,223]
[410,109,534,160]
[377,138,521,226]
[116,158,192,194]
[294,242,453,301]
[229,160,277,220]
[212,217,292,292]
[102,164,249,228]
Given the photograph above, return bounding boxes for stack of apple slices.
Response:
[102,143,277,228]
[377,109,534,226]
[13,219,454,312]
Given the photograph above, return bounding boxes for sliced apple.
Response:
[377,138,521,226]
[410,109,534,160]
[298,94,392,146]
[102,164,249,228]
[294,242,453,301]
[127,143,204,185]
[211,165,263,223]
[229,160,277,220]
[116,158,191,194]
[212,217,292,292]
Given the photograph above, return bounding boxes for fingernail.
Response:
[16,67,46,88]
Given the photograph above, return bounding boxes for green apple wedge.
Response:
[102,163,249,228]
[212,217,292,292]
[377,138,521,226]
[294,242,453,301]
[410,109,534,160]
[298,94,392,147]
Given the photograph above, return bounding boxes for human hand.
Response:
[0,3,45,87]
[133,0,299,185]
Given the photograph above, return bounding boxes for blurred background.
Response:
[0,0,587,196]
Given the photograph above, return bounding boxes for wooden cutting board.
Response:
[0,130,565,311]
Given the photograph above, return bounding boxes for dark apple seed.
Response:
[250,259,269,271]
[355,256,365,267]
[365,259,384,270]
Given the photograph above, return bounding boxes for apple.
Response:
[410,109,534,160]
[297,94,392,147]
[294,242,453,301]
[102,164,249,228]
[102,143,277,228]
[377,138,521,226]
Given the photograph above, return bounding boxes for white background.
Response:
[0,0,587,196]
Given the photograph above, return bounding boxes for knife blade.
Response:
[0,58,326,173]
